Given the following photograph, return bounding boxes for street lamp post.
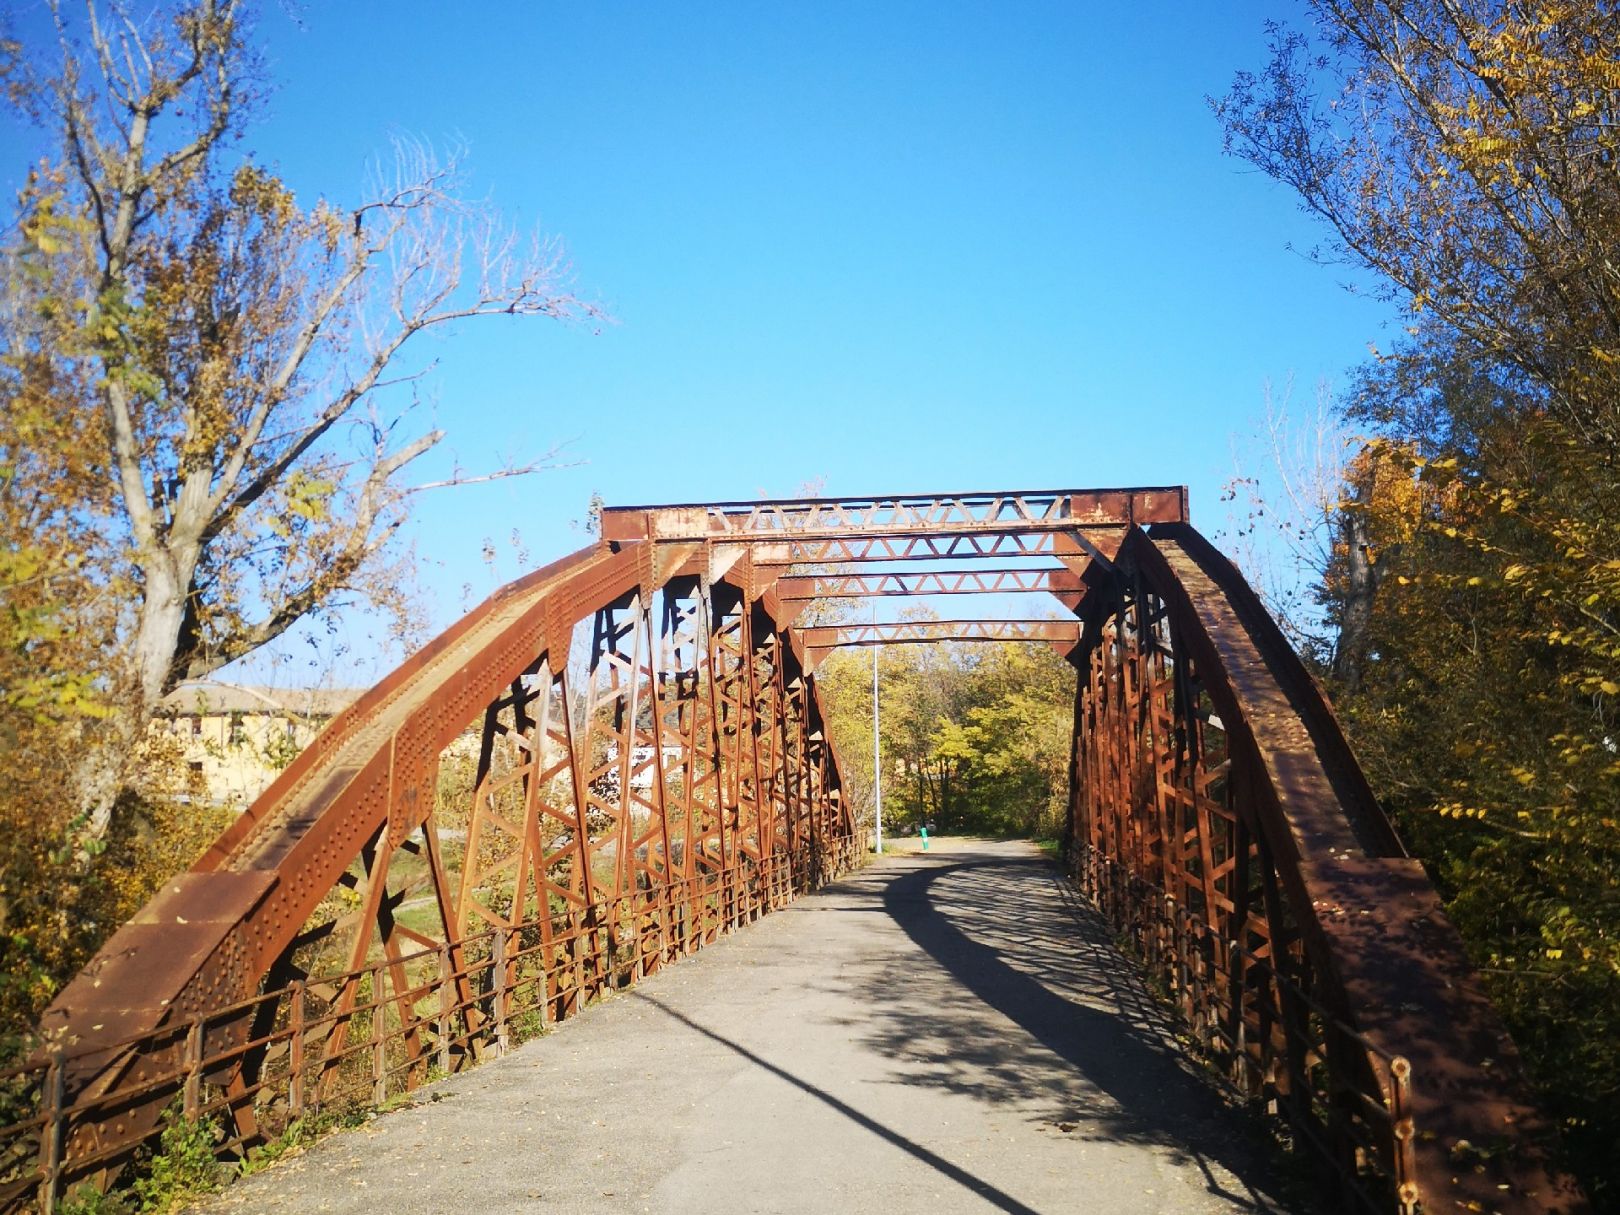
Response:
[872,604,882,855]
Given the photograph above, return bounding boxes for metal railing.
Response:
[0,838,859,1214]
[1073,844,1418,1214]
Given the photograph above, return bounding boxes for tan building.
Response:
[158,682,362,807]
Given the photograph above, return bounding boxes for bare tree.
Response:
[1223,376,1411,688]
[29,3,586,696]
[1221,376,1355,663]
[5,0,598,829]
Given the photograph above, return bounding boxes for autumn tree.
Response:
[815,629,1075,841]
[0,0,592,1040]
[5,0,593,827]
[1,182,238,1043]
[1218,3,1620,1199]
[1220,376,1355,666]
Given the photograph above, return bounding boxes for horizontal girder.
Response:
[777,567,1083,600]
[798,617,1083,673]
[739,530,1115,566]
[601,486,1187,543]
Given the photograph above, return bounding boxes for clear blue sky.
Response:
[5,2,1386,662]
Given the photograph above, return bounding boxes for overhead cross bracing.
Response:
[598,487,1189,542]
[797,620,1082,673]
[9,486,1587,1215]
[599,488,1166,640]
[600,487,1182,573]
[776,568,1085,601]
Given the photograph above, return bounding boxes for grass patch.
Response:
[59,1103,224,1214]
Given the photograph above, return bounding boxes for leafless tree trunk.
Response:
[1331,505,1382,692]
[18,1,599,830]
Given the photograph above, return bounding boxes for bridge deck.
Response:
[192,842,1296,1214]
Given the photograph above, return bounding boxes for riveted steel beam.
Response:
[1068,523,1585,1214]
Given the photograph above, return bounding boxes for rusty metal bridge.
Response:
[2,488,1587,1212]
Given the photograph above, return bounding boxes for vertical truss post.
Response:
[658,580,706,954]
[635,589,675,975]
[370,962,386,1106]
[707,582,745,929]
[37,1050,64,1215]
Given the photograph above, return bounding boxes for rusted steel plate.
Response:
[35,873,276,1057]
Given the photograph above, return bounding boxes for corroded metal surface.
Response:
[1068,523,1585,1212]
[600,487,1187,542]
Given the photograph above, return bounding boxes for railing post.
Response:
[182,1018,204,1122]
[288,981,306,1119]
[37,1050,65,1215]
[1228,940,1247,1089]
[1390,1056,1419,1214]
[437,946,453,1075]
[579,907,593,1009]
[630,895,645,984]
[692,874,705,953]
[371,963,387,1106]
[658,883,673,969]
[537,923,555,1031]
[492,927,510,1056]
[590,902,609,997]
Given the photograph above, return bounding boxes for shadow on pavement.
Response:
[635,993,1043,1215]
[834,849,1303,1213]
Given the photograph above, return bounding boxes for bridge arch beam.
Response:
[1069,524,1579,1212]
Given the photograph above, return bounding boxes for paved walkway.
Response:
[193,841,1298,1214]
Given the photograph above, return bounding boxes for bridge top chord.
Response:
[600,485,1188,543]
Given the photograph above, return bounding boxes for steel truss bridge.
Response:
[3,488,1586,1213]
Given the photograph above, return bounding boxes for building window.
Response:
[228,711,245,745]
[190,715,203,737]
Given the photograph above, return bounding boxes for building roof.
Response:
[159,682,363,718]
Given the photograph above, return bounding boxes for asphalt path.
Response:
[191,840,1299,1214]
